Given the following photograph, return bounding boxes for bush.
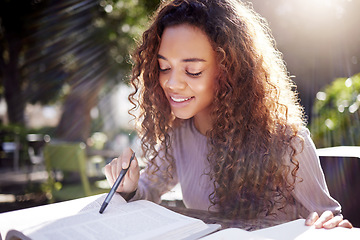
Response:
[310,73,360,148]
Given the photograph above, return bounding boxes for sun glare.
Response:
[300,0,346,20]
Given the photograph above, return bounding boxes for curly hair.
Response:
[129,0,306,219]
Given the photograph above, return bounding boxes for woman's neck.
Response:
[193,113,213,135]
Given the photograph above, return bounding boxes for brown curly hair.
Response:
[129,0,306,219]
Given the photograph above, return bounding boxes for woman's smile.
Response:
[169,95,194,104]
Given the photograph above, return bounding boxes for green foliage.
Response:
[97,0,160,88]
[0,0,160,125]
[310,73,360,147]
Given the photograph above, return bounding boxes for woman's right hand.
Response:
[104,148,140,198]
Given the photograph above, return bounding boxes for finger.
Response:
[109,159,116,181]
[323,215,343,229]
[338,219,353,229]
[122,153,138,189]
[110,160,123,189]
[314,210,334,229]
[121,148,134,169]
[128,157,140,182]
[305,212,319,226]
[116,159,126,189]
[104,158,117,184]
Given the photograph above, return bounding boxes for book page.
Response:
[254,219,360,240]
[201,219,360,240]
[4,194,212,240]
[0,194,111,239]
[200,219,309,240]
[253,219,309,240]
[200,228,273,240]
[79,192,127,212]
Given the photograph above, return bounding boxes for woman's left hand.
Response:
[305,211,353,229]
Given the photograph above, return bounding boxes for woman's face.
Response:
[158,24,218,133]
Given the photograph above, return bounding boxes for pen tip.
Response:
[99,203,107,214]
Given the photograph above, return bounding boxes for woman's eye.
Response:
[159,67,170,72]
[186,71,202,77]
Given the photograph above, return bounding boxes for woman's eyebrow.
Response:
[183,58,206,63]
[157,54,206,62]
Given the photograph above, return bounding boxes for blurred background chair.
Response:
[26,134,48,172]
[317,146,360,227]
[0,130,20,171]
[43,141,109,202]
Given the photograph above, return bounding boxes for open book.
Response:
[1,194,359,240]
[0,193,220,240]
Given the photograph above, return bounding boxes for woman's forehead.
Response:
[158,24,215,61]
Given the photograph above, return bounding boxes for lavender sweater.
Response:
[130,119,341,220]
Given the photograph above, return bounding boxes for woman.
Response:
[105,0,352,228]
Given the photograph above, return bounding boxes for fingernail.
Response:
[122,162,127,169]
[314,222,322,229]
[323,222,330,229]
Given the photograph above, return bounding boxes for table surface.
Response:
[316,146,360,158]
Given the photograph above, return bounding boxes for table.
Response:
[317,146,360,158]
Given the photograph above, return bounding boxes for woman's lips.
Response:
[170,96,193,102]
[168,95,194,106]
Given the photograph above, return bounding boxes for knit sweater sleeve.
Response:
[128,146,179,204]
[290,128,341,217]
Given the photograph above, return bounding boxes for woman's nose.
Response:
[165,70,186,90]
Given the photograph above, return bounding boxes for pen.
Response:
[99,151,136,214]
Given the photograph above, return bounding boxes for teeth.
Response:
[171,96,192,102]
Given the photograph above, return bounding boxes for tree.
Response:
[0,0,46,125]
[55,0,160,141]
[0,0,160,141]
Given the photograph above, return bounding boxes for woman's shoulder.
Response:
[279,123,309,143]
[292,126,312,146]
[278,124,313,163]
[287,126,320,163]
